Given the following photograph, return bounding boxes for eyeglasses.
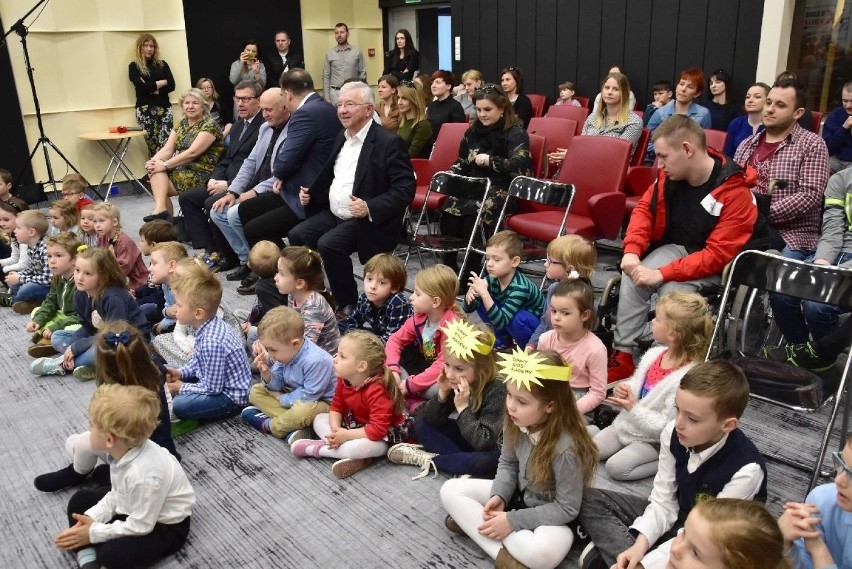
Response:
[336,102,370,110]
[475,84,500,95]
[833,451,852,478]
[233,96,258,103]
[544,258,564,266]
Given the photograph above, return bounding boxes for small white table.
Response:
[79,130,150,201]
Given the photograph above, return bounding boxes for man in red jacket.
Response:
[608,115,758,382]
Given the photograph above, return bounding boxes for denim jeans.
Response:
[770,248,845,343]
[210,203,250,265]
[50,329,95,367]
[412,417,500,476]
[11,282,49,303]
[172,390,241,420]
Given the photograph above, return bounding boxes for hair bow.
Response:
[76,244,89,253]
[104,331,132,347]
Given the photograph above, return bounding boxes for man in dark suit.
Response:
[177,80,264,271]
[289,81,415,317]
[238,69,341,247]
[267,31,304,88]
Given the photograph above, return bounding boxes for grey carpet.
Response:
[0,191,844,568]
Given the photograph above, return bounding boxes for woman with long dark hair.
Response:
[383,29,420,82]
[441,85,532,277]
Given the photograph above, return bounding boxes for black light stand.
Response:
[2,0,89,197]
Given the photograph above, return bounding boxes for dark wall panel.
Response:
[182,0,301,116]
[417,8,440,74]
[0,17,36,186]
[449,0,764,108]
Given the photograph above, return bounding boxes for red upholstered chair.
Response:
[527,117,577,178]
[545,105,588,135]
[811,111,823,133]
[410,122,469,210]
[528,133,547,179]
[704,128,728,153]
[527,94,547,118]
[507,136,630,241]
[630,128,651,166]
[624,165,658,217]
[634,109,644,121]
[574,95,589,108]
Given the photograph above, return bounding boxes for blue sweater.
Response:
[725,115,764,157]
[69,286,150,356]
[266,338,336,407]
[822,106,852,161]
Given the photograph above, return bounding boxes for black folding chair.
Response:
[708,250,852,492]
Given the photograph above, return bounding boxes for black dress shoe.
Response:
[142,211,171,223]
[237,283,256,295]
[226,264,252,281]
[214,257,239,273]
[334,303,357,321]
[240,272,259,287]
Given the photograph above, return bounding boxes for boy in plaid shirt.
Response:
[1,210,52,314]
[165,267,252,420]
[340,253,412,344]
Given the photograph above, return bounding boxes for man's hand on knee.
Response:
[620,253,641,275]
[630,265,663,286]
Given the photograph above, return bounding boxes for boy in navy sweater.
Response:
[578,360,767,569]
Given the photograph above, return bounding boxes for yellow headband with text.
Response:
[441,319,495,362]
[497,348,572,390]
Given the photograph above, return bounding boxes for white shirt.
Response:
[329,119,372,220]
[629,421,765,546]
[85,440,195,543]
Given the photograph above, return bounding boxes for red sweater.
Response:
[330,374,404,441]
[98,232,148,290]
[623,150,757,282]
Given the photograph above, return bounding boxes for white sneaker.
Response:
[387,442,438,480]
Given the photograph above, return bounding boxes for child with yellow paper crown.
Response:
[440,347,598,569]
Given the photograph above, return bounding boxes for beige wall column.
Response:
[756,0,797,83]
[0,0,190,186]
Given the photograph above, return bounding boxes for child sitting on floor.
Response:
[528,234,596,348]
[387,319,504,479]
[60,174,94,213]
[441,349,598,569]
[2,210,52,314]
[77,204,98,248]
[386,264,460,411]
[340,252,413,343]
[240,240,286,348]
[291,330,412,479]
[165,267,252,420]
[594,291,713,481]
[135,219,177,323]
[778,431,852,569]
[537,278,607,416]
[30,246,150,381]
[0,198,28,279]
[578,360,768,569]
[144,241,188,335]
[241,306,336,443]
[93,202,148,290]
[464,230,545,349]
[26,232,83,358]
[274,246,339,355]
[54,384,193,569]
[34,322,179,493]
[47,199,80,237]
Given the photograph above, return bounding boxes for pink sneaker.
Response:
[290,438,324,458]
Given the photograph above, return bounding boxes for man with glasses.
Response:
[288,81,414,320]
[177,80,264,272]
[237,69,340,251]
[322,23,366,105]
[779,433,852,569]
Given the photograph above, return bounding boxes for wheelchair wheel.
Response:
[726,285,783,355]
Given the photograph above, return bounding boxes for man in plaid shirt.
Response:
[733,79,830,343]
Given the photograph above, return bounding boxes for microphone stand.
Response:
[3,0,85,196]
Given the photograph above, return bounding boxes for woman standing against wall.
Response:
[129,33,176,157]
